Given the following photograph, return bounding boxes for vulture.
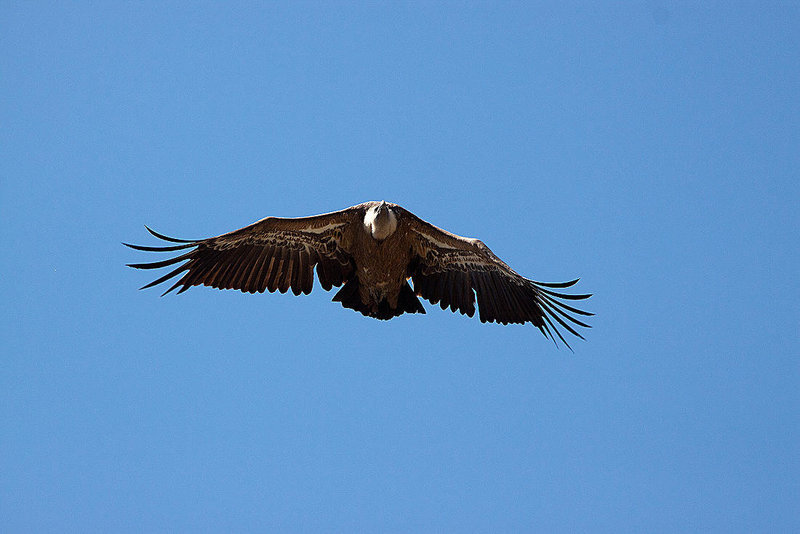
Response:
[125,201,592,348]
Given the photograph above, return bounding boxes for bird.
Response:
[125,201,592,348]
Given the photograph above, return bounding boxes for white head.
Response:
[363,200,398,241]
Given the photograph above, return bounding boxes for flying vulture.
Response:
[126,201,592,347]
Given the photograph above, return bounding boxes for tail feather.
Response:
[332,278,426,320]
[397,280,426,316]
[332,277,369,314]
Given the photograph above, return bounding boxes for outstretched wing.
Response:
[402,209,592,349]
[124,206,363,297]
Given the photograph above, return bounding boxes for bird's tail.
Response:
[332,278,425,320]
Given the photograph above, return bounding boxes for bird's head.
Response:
[364,200,397,240]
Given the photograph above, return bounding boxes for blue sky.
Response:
[2,2,798,531]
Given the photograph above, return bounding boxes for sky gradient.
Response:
[2,3,798,532]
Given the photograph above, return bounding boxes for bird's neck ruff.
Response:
[363,203,398,240]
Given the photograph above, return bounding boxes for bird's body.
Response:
[126,201,592,347]
[349,217,411,310]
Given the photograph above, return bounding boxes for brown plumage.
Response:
[125,201,592,348]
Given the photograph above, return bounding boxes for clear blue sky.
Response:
[2,2,798,532]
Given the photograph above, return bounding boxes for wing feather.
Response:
[448,272,463,313]
[230,245,256,290]
[278,250,294,294]
[139,264,188,291]
[296,250,313,295]
[439,272,452,311]
[401,207,592,349]
[289,250,309,296]
[244,246,268,294]
[315,258,333,291]
[260,247,278,293]
[471,272,493,323]
[266,246,287,292]
[205,248,232,288]
[490,271,514,324]
[126,206,362,299]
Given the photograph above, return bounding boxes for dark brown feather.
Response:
[461,273,476,317]
[230,245,257,290]
[439,271,452,311]
[199,248,228,288]
[243,245,265,290]
[279,250,294,294]
[470,272,489,322]
[178,249,218,290]
[266,247,287,293]
[316,257,333,291]
[242,246,267,293]
[444,272,458,312]
[296,250,313,295]
[256,246,276,293]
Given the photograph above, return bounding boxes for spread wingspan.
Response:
[126,201,592,349]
